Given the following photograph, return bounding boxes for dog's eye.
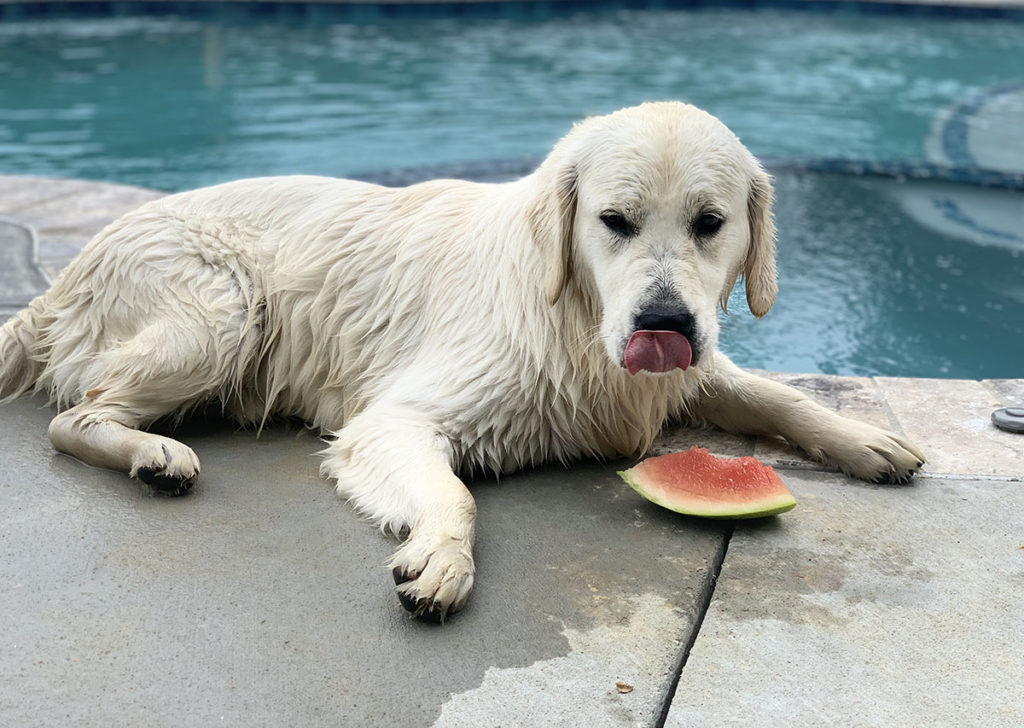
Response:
[693,213,724,238]
[600,211,635,238]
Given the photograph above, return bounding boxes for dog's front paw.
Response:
[812,422,925,485]
[389,531,475,623]
[130,435,201,496]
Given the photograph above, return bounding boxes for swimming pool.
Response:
[3,8,1023,188]
[0,4,1021,378]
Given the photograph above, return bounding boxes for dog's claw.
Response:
[396,588,420,614]
[395,587,447,623]
[392,566,414,585]
[416,604,446,624]
[871,460,921,486]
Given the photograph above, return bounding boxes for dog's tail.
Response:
[0,298,45,402]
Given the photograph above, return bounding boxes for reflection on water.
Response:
[203,25,222,92]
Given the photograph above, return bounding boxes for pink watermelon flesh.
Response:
[618,446,797,519]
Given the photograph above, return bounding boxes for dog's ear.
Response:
[742,167,777,318]
[528,163,578,305]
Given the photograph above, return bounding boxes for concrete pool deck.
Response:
[0,175,1022,726]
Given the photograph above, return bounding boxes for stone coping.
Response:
[0,175,164,281]
[1,174,1021,481]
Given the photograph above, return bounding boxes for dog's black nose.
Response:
[634,303,696,339]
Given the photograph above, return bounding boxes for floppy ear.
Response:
[528,163,578,305]
[743,168,778,318]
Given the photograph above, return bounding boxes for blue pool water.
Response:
[721,171,1023,379]
[2,9,1023,189]
[0,6,1022,378]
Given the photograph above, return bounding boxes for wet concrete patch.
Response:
[667,469,1024,727]
[0,395,725,726]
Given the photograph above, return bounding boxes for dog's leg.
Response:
[49,406,201,495]
[320,406,476,622]
[46,323,233,495]
[693,354,925,483]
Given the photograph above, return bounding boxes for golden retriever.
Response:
[0,102,923,621]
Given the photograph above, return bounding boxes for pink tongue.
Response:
[624,330,693,375]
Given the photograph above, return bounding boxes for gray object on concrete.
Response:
[992,406,1024,433]
[667,470,1024,728]
[0,394,725,726]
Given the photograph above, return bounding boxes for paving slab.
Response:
[0,176,100,214]
[0,394,727,726]
[650,424,755,459]
[986,377,1024,408]
[877,376,1024,479]
[0,175,163,279]
[667,470,1024,728]
[0,175,160,231]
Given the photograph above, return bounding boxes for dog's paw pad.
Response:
[389,535,474,623]
[131,437,200,497]
[137,466,196,496]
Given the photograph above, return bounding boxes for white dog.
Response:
[0,102,923,621]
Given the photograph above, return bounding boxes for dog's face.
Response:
[531,102,777,375]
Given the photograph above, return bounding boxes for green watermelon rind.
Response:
[617,466,797,520]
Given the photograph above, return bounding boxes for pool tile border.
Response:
[2,0,1023,20]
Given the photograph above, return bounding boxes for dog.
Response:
[0,102,923,621]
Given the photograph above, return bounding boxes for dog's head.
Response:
[529,102,776,375]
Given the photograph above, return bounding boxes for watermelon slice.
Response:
[618,446,797,519]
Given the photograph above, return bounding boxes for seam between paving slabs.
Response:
[868,376,911,438]
[919,472,1022,482]
[653,523,734,728]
